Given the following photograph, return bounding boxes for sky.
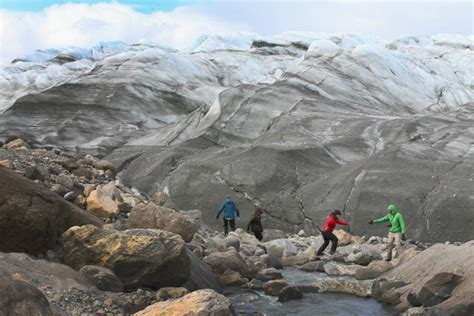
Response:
[0,0,472,63]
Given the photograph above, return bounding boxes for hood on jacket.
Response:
[387,204,397,215]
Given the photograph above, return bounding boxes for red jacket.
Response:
[321,215,348,233]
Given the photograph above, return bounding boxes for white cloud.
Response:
[0,1,471,64]
[0,2,250,63]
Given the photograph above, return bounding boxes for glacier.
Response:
[0,32,473,241]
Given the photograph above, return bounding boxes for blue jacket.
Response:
[217,198,240,219]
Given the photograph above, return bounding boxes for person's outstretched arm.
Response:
[369,214,390,224]
[373,214,390,224]
[336,219,349,225]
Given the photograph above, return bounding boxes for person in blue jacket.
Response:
[216,196,240,235]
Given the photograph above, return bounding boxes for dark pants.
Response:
[317,231,339,255]
[223,218,236,235]
[253,231,263,241]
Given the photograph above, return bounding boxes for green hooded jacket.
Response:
[373,204,406,234]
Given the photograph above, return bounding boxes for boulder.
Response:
[247,278,264,290]
[63,225,191,289]
[311,278,374,297]
[128,203,197,242]
[333,229,352,246]
[264,279,289,296]
[299,261,326,272]
[79,265,124,292]
[351,235,366,245]
[229,229,259,246]
[241,244,258,256]
[151,192,176,209]
[203,249,251,278]
[72,166,95,180]
[56,173,74,190]
[355,260,394,280]
[381,242,474,312]
[83,184,96,197]
[409,272,463,308]
[281,256,309,267]
[264,239,298,258]
[0,168,102,255]
[372,278,408,306]
[24,165,45,181]
[255,268,283,281]
[262,229,287,242]
[179,209,203,228]
[0,271,53,316]
[87,189,119,218]
[56,159,79,171]
[403,307,426,316]
[245,256,266,277]
[324,262,362,277]
[156,287,189,301]
[261,253,283,269]
[224,236,241,251]
[346,249,383,266]
[206,236,227,252]
[301,245,319,261]
[278,286,304,302]
[4,138,29,150]
[396,248,419,266]
[133,289,232,316]
[118,193,139,213]
[0,159,13,169]
[184,249,221,292]
[73,194,86,208]
[0,252,92,297]
[218,270,246,286]
[95,159,116,173]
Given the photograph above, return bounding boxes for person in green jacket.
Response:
[368,204,406,261]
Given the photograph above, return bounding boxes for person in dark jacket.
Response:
[216,196,240,235]
[247,207,264,241]
[316,210,349,256]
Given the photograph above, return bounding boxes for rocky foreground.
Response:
[0,139,473,316]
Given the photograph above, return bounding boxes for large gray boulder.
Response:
[380,241,474,312]
[62,225,191,289]
[203,249,252,278]
[408,272,463,308]
[184,249,221,293]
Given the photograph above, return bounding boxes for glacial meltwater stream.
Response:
[228,268,396,316]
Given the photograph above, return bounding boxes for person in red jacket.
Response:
[316,210,349,256]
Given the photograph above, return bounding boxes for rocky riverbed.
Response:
[0,139,473,316]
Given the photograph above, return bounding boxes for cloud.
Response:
[0,2,250,63]
[0,1,471,64]
[196,0,472,38]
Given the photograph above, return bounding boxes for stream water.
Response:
[228,268,396,316]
